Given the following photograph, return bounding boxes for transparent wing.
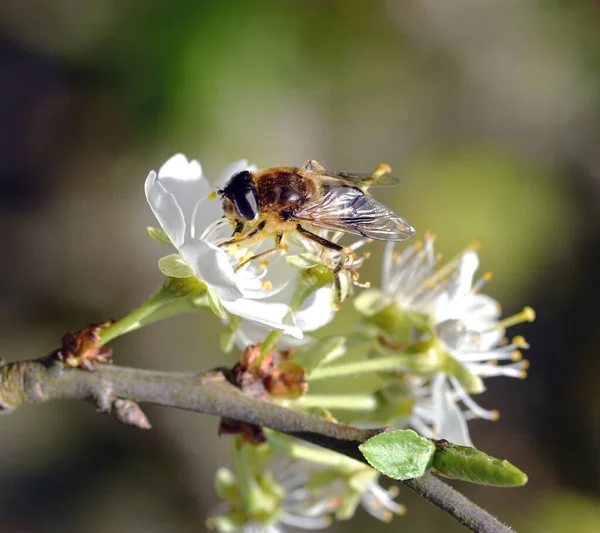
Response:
[293,186,415,242]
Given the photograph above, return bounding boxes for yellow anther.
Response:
[424,230,436,241]
[496,307,535,330]
[500,337,509,346]
[471,239,482,250]
[435,252,443,261]
[260,261,269,270]
[207,191,218,200]
[239,251,254,264]
[373,162,392,178]
[393,252,402,264]
[521,359,530,370]
[363,251,372,260]
[484,272,493,281]
[363,281,372,288]
[512,335,528,348]
[414,240,423,250]
[490,410,501,421]
[511,350,522,361]
[261,281,273,291]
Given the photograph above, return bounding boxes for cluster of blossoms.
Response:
[144,155,534,532]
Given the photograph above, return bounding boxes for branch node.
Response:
[113,399,152,429]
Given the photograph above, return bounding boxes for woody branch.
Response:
[0,357,510,533]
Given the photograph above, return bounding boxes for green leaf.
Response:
[359,429,435,480]
[207,287,227,319]
[158,254,195,278]
[147,226,173,246]
[432,442,528,487]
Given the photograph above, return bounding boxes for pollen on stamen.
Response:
[392,252,402,264]
[490,409,501,421]
[512,335,529,348]
[260,261,269,270]
[472,272,492,293]
[424,230,436,242]
[496,307,536,330]
[239,252,255,264]
[261,281,273,291]
[511,350,522,361]
[207,191,218,201]
[471,239,482,250]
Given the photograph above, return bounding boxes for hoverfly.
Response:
[218,160,415,301]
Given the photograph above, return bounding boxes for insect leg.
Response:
[234,233,284,273]
[295,225,348,305]
[218,220,267,248]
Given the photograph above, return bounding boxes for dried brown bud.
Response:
[231,345,307,400]
[218,417,266,445]
[53,321,115,371]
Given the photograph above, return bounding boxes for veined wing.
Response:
[293,185,415,242]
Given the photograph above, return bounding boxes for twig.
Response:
[0,358,511,533]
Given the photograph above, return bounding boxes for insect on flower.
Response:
[217,160,416,302]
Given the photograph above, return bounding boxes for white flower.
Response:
[145,154,302,338]
[208,456,404,532]
[381,233,534,440]
[408,374,473,447]
[233,285,336,350]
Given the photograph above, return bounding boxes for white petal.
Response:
[223,299,302,339]
[145,171,186,248]
[178,238,243,301]
[295,287,335,332]
[432,374,473,446]
[192,195,225,239]
[158,153,202,181]
[233,319,308,350]
[448,251,479,301]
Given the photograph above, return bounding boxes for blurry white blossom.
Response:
[380,233,533,442]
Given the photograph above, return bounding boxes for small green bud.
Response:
[214,468,238,504]
[353,289,391,317]
[146,226,173,246]
[432,441,528,487]
[359,429,436,480]
[158,254,194,278]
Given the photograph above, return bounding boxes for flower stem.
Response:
[99,278,207,346]
[266,431,363,473]
[307,354,413,381]
[291,394,377,411]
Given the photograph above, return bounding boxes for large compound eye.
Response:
[222,170,259,221]
[233,187,259,221]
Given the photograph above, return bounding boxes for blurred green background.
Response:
[1,1,599,531]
